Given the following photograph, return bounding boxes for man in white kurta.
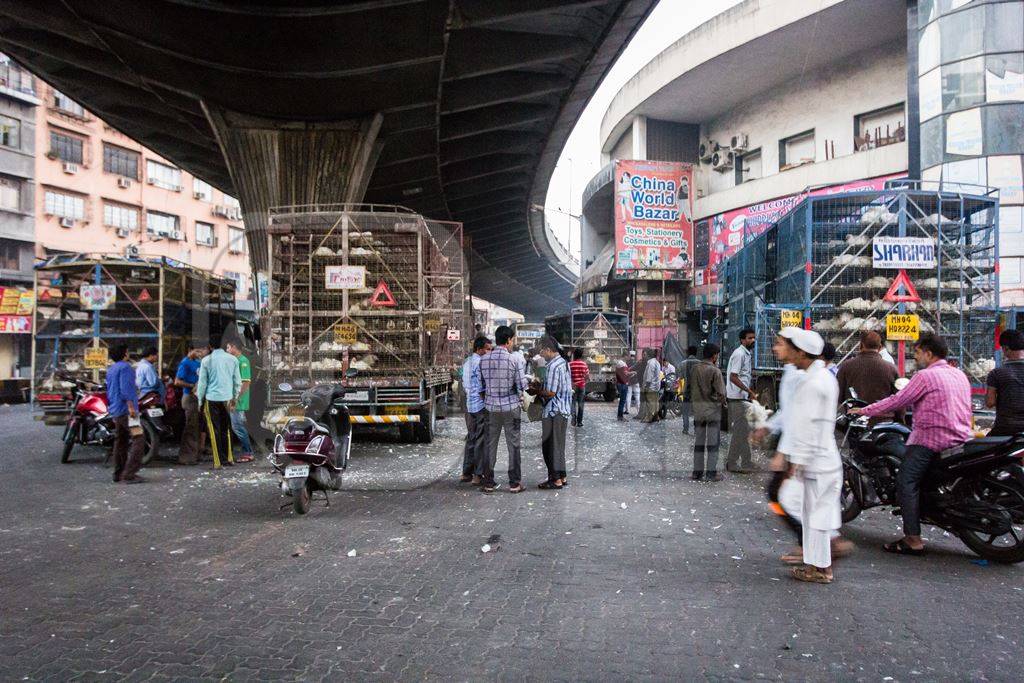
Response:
[777,332,843,583]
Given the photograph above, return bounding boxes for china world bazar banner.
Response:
[614,160,693,280]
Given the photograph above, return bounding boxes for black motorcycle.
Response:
[837,397,1024,563]
[658,372,683,420]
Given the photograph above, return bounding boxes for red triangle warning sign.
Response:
[137,288,152,302]
[369,280,396,307]
[883,270,921,303]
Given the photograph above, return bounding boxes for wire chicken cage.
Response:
[724,183,999,385]
[32,254,237,412]
[264,205,465,409]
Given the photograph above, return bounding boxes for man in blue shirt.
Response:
[174,343,205,465]
[460,336,492,484]
[105,344,145,483]
[534,336,572,489]
[135,346,164,400]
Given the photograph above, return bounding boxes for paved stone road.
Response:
[1,402,1022,681]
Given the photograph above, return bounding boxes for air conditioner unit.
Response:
[711,149,735,172]
[115,227,130,238]
[228,207,241,221]
[193,191,205,200]
[146,177,157,185]
[730,133,749,152]
[117,177,132,189]
[170,230,183,241]
[698,138,718,163]
[62,162,79,174]
[212,204,228,218]
[124,244,140,258]
[59,217,75,228]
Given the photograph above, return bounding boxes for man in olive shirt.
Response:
[836,331,899,422]
[227,339,255,462]
[987,329,1024,436]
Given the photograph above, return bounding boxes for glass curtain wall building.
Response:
[915,0,1024,298]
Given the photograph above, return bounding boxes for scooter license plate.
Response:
[284,464,309,478]
[147,408,164,417]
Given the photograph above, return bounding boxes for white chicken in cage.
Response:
[861,205,899,226]
[350,342,370,352]
[845,233,871,246]
[831,254,873,267]
[350,353,378,372]
[843,317,865,331]
[966,358,996,378]
[313,246,334,256]
[864,276,890,288]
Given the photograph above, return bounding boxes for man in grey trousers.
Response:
[479,325,528,494]
[726,328,758,473]
[460,335,492,484]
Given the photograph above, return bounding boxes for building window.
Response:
[854,104,906,151]
[0,56,35,96]
[103,202,139,231]
[193,178,213,201]
[735,148,762,184]
[0,176,20,211]
[49,130,84,164]
[196,221,216,246]
[44,190,86,219]
[0,240,19,270]
[779,130,815,170]
[146,210,180,238]
[145,160,182,191]
[0,114,19,149]
[52,89,86,118]
[228,226,245,254]
[103,144,140,179]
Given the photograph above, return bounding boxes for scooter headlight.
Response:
[306,435,324,454]
[274,434,284,452]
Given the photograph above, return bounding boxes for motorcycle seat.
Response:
[961,436,1015,456]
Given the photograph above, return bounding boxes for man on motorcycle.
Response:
[851,333,972,555]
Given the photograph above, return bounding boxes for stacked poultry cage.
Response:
[32,253,237,415]
[724,183,999,387]
[264,205,465,416]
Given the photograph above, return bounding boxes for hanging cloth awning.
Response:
[575,241,615,298]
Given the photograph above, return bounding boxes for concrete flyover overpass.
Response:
[0,0,656,320]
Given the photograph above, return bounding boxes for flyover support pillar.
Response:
[203,105,384,279]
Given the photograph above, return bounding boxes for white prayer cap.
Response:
[792,328,824,356]
[778,326,801,342]
[615,359,626,368]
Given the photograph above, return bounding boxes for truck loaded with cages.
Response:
[32,253,239,421]
[723,181,999,409]
[545,308,630,401]
[260,205,465,443]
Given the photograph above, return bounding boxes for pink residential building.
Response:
[33,82,253,301]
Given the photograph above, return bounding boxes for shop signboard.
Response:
[0,286,23,314]
[613,160,693,281]
[872,237,937,269]
[699,174,904,285]
[0,315,31,333]
[324,265,366,290]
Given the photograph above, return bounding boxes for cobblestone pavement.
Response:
[1,402,1022,681]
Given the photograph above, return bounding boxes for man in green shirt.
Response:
[196,334,241,468]
[226,339,254,462]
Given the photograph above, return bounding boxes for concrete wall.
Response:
[34,84,253,299]
[697,43,907,201]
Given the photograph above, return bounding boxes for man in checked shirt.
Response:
[851,333,972,556]
[479,325,529,493]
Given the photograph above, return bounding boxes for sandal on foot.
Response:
[459,474,473,483]
[791,565,833,583]
[883,539,926,556]
[537,480,563,490]
[508,483,526,494]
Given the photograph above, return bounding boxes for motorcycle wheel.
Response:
[668,401,684,417]
[140,421,160,466]
[60,424,75,464]
[955,470,1024,564]
[840,470,863,523]
[293,483,311,515]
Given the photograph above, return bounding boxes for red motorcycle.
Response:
[60,380,170,465]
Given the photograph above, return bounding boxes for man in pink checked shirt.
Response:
[850,333,972,556]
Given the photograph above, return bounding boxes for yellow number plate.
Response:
[885,313,920,341]
[779,309,803,328]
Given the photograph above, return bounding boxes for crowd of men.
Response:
[459,321,1024,583]
[104,333,256,484]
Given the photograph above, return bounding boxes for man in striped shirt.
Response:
[534,336,573,489]
[853,333,972,555]
[479,325,528,493]
[568,347,590,428]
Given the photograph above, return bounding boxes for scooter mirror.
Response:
[849,387,859,400]
[278,382,293,392]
